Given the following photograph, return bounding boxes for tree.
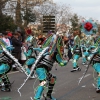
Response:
[0,0,17,32]
[69,14,79,34]
[15,0,22,27]
[0,15,17,32]
[0,0,8,15]
[23,8,36,26]
[55,4,72,25]
[33,2,72,34]
[70,14,79,31]
[33,2,72,24]
[32,1,57,24]
[69,13,81,36]
[2,0,51,27]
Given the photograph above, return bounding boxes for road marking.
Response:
[82,85,86,87]
[8,71,19,75]
[92,83,96,88]
[78,74,91,80]
[84,74,91,78]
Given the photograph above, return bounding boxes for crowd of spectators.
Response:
[0,29,78,71]
[0,30,26,71]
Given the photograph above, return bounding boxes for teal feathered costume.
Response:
[24,33,68,100]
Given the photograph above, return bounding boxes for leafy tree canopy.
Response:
[0,14,17,32]
[23,8,36,24]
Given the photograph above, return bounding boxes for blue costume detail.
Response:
[26,58,36,66]
[6,45,14,51]
[35,68,47,80]
[34,86,44,100]
[0,64,10,75]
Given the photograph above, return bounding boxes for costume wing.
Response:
[42,34,53,48]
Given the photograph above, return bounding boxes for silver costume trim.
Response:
[1,45,28,76]
[40,55,55,69]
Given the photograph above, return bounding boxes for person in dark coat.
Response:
[11,33,22,71]
[67,35,74,60]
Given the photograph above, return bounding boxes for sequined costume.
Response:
[24,33,68,100]
[34,33,68,100]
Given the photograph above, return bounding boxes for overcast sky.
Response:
[53,0,100,22]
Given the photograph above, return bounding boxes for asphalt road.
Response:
[0,59,100,100]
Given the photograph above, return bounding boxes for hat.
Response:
[7,32,12,37]
[0,33,3,36]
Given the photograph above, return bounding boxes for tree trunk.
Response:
[15,0,22,27]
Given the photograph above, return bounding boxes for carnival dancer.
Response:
[79,19,99,93]
[79,40,100,93]
[80,19,98,66]
[18,31,68,100]
[23,35,38,78]
[33,31,68,100]
[70,35,81,72]
[2,32,11,47]
[86,36,100,93]
[0,39,14,92]
[21,42,27,65]
[67,35,74,60]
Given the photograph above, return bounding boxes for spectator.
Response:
[20,30,26,42]
[0,32,13,52]
[11,33,22,71]
[7,32,12,45]
[21,40,27,65]
[16,31,22,41]
[2,31,11,46]
[6,29,11,33]
[67,35,74,60]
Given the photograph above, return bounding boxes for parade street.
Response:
[0,59,100,100]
